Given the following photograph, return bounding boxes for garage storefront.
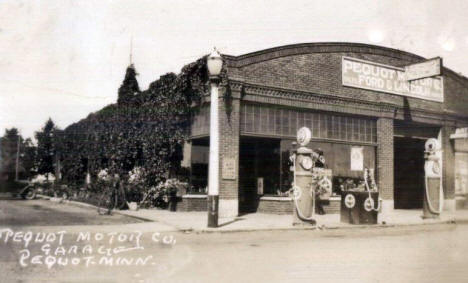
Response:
[183,43,468,217]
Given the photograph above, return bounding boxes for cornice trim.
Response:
[229,80,467,123]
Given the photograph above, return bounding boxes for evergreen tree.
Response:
[35,118,58,177]
[0,128,38,181]
[21,138,37,179]
[0,128,20,181]
[117,64,140,105]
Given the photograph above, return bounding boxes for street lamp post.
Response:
[207,48,222,228]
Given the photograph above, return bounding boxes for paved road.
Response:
[0,199,467,283]
[0,199,144,226]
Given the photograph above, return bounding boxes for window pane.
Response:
[290,110,297,136]
[282,109,289,136]
[268,107,275,134]
[253,105,260,133]
[275,108,281,135]
[260,107,268,133]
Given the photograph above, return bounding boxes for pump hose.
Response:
[424,176,443,214]
[292,186,316,221]
[292,156,315,222]
[364,173,381,212]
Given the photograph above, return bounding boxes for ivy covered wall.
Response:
[58,57,210,186]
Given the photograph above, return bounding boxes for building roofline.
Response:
[222,42,468,84]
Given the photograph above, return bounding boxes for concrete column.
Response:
[440,126,456,211]
[180,141,192,168]
[218,89,240,217]
[451,130,468,209]
[376,118,394,214]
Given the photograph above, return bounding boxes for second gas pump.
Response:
[291,127,322,225]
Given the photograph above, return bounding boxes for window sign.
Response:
[351,146,364,171]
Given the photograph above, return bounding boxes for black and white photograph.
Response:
[1,1,468,282]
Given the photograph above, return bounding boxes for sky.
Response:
[1,0,467,139]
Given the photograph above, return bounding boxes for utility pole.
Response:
[129,35,133,65]
[206,48,223,228]
[15,133,20,181]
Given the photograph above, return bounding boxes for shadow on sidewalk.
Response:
[218,217,246,227]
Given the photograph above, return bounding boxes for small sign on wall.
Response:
[222,157,237,180]
[257,177,264,195]
[351,146,364,171]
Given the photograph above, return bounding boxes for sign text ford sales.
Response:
[342,56,444,102]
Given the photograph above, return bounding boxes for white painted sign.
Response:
[222,158,236,180]
[405,57,441,81]
[350,146,364,171]
[342,56,444,102]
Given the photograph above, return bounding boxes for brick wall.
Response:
[226,43,468,120]
[256,197,341,214]
[234,53,443,114]
[257,198,293,214]
[377,118,394,200]
[323,199,341,214]
[178,196,207,212]
[218,90,241,216]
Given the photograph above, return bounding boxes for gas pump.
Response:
[423,138,444,218]
[363,168,381,212]
[340,168,380,224]
[291,127,319,225]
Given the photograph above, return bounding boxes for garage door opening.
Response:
[393,121,440,209]
[394,137,426,209]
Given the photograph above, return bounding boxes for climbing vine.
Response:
[58,56,212,187]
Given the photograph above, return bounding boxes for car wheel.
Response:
[25,189,36,200]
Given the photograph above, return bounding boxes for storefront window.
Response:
[240,103,377,197]
[189,142,209,194]
[279,140,376,196]
[240,103,377,144]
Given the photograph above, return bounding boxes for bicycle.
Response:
[97,180,127,215]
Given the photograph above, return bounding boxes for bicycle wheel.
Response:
[97,191,112,215]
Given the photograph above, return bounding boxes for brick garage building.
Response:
[182,43,468,217]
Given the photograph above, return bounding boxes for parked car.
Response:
[18,181,38,200]
[0,179,34,199]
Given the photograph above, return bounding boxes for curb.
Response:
[195,219,459,234]
[36,194,154,223]
[35,194,468,234]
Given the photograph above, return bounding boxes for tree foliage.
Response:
[117,64,140,105]
[59,56,210,186]
[35,118,60,177]
[0,128,37,181]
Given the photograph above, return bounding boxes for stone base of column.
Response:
[455,196,467,210]
[443,199,456,212]
[379,199,394,222]
[219,199,238,218]
[207,195,219,228]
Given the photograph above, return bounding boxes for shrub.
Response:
[140,178,188,208]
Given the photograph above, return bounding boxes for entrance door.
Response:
[394,137,426,209]
[239,137,280,213]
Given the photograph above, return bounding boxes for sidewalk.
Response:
[32,194,468,233]
[119,207,468,233]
